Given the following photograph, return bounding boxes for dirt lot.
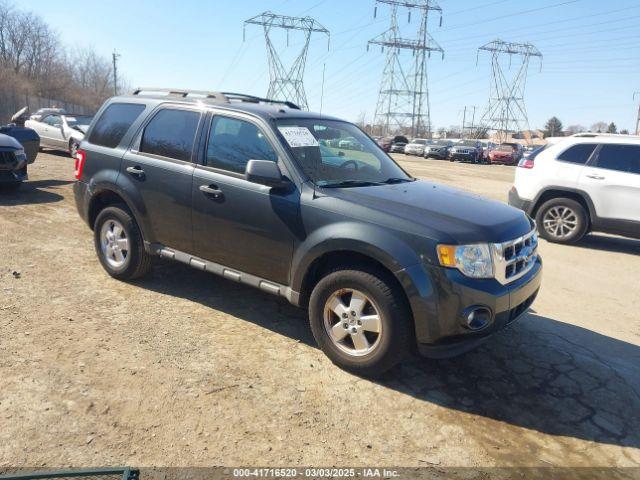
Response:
[1,151,639,469]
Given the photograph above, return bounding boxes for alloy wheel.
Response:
[100,219,130,269]
[323,288,383,357]
[543,205,578,239]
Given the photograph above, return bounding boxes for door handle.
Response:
[586,174,605,180]
[199,184,223,198]
[126,166,145,177]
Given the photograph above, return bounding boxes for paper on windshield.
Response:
[278,126,319,148]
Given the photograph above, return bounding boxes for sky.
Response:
[18,0,640,132]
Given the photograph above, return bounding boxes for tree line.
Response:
[0,0,124,113]
[544,117,629,138]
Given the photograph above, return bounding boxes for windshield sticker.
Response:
[278,126,319,148]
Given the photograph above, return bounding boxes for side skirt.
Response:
[145,242,301,306]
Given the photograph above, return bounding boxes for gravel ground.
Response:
[1,151,639,469]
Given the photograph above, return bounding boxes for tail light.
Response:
[74,149,86,179]
[518,158,534,169]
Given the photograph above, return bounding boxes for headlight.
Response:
[437,243,494,278]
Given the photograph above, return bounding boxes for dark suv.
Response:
[74,89,542,376]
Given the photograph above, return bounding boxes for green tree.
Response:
[607,122,617,134]
[544,117,563,137]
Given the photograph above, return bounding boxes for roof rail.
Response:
[131,88,300,110]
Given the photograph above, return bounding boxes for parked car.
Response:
[509,134,640,244]
[488,143,523,165]
[29,107,66,122]
[26,112,93,157]
[0,108,40,190]
[389,141,408,153]
[479,140,496,158]
[74,88,541,376]
[449,139,484,163]
[377,135,409,153]
[0,134,30,191]
[424,139,453,159]
[337,136,363,151]
[1,107,40,163]
[404,138,431,156]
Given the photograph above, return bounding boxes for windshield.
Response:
[411,139,427,145]
[276,119,411,187]
[65,115,93,127]
[527,145,547,160]
[457,140,477,147]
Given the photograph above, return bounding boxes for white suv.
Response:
[509,134,640,244]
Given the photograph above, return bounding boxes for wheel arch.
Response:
[531,187,596,223]
[87,185,151,242]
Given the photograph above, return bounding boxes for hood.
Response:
[0,133,22,149]
[323,179,532,244]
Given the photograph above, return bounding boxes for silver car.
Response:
[26,113,92,157]
[404,138,431,156]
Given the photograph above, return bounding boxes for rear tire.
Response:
[309,267,412,377]
[94,205,152,280]
[535,197,588,244]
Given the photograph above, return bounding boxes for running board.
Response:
[146,243,300,305]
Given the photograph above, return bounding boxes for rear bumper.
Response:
[508,187,534,215]
[73,180,91,226]
[397,256,542,358]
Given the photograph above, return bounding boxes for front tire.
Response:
[309,268,412,377]
[535,197,588,244]
[94,205,152,280]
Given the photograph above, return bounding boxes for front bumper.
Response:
[0,150,28,182]
[450,152,477,161]
[397,256,542,358]
[425,149,447,158]
[508,187,534,215]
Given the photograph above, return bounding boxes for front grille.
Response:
[492,227,538,285]
[0,150,16,167]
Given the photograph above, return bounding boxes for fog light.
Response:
[462,306,492,331]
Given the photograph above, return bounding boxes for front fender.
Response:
[290,221,423,292]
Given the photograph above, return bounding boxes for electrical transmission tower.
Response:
[368,0,444,138]
[476,39,542,143]
[244,12,329,110]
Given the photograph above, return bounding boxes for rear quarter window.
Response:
[89,103,146,148]
[556,143,597,164]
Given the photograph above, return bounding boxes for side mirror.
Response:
[245,160,289,188]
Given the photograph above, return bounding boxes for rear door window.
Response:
[206,116,278,174]
[556,143,597,164]
[592,144,640,174]
[140,108,200,162]
[89,103,145,148]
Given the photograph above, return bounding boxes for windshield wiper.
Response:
[320,180,384,188]
[382,177,415,184]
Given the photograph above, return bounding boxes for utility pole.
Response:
[112,50,121,96]
[476,39,542,144]
[634,92,640,135]
[368,0,444,138]
[244,12,329,110]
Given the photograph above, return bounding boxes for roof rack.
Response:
[131,88,300,110]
